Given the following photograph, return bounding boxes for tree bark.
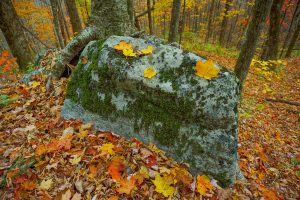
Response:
[280,0,300,57]
[168,0,182,43]
[0,0,34,68]
[285,20,300,57]
[205,0,216,43]
[234,0,273,88]
[65,0,83,34]
[219,0,232,45]
[147,0,153,34]
[50,0,65,49]
[52,0,135,79]
[261,0,284,60]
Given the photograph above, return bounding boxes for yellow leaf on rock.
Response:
[141,46,154,55]
[196,175,213,196]
[114,41,133,51]
[100,143,115,155]
[123,48,136,57]
[144,67,157,79]
[39,178,53,190]
[152,173,175,197]
[195,60,220,80]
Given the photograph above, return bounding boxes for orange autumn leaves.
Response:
[0,49,18,81]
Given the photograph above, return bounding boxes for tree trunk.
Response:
[52,0,135,79]
[50,0,65,49]
[0,28,11,53]
[285,20,300,57]
[127,0,135,27]
[168,0,182,43]
[219,0,232,45]
[280,0,300,57]
[179,0,186,45]
[65,0,83,34]
[147,0,153,34]
[234,0,273,89]
[205,0,216,43]
[261,0,284,60]
[0,0,34,68]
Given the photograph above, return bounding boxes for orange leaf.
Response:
[108,156,125,181]
[88,164,98,178]
[2,49,10,57]
[6,168,20,178]
[35,144,47,156]
[116,177,136,195]
[21,180,37,191]
[196,175,213,196]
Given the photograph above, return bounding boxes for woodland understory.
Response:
[0,50,299,199]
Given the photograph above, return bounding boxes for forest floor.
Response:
[0,49,299,199]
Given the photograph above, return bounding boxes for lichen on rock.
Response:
[62,35,241,187]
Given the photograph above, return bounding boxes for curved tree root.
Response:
[51,26,99,79]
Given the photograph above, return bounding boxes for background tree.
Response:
[219,0,233,46]
[65,0,83,34]
[261,0,284,60]
[50,0,65,48]
[168,0,182,43]
[52,0,135,79]
[234,0,273,87]
[285,20,300,57]
[0,0,34,68]
[205,0,215,42]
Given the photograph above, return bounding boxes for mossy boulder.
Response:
[62,35,240,187]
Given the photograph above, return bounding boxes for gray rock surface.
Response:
[61,35,240,187]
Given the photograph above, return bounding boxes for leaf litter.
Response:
[0,51,299,199]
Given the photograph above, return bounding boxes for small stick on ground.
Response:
[265,98,300,106]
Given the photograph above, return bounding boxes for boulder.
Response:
[61,35,240,187]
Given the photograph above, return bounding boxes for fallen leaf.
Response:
[100,143,115,155]
[141,46,154,55]
[195,60,220,80]
[69,155,82,165]
[196,175,213,196]
[123,48,136,57]
[61,189,72,200]
[31,81,41,88]
[21,180,37,191]
[116,177,136,195]
[152,173,175,197]
[71,193,82,200]
[114,41,133,51]
[144,67,157,79]
[39,178,53,190]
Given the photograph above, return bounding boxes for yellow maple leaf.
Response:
[114,41,133,51]
[69,155,82,165]
[77,130,89,140]
[100,143,115,155]
[144,67,157,79]
[31,81,41,88]
[152,173,175,197]
[141,46,154,55]
[39,178,53,190]
[123,48,136,57]
[196,175,213,196]
[195,60,220,80]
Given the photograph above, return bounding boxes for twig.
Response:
[265,98,300,106]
